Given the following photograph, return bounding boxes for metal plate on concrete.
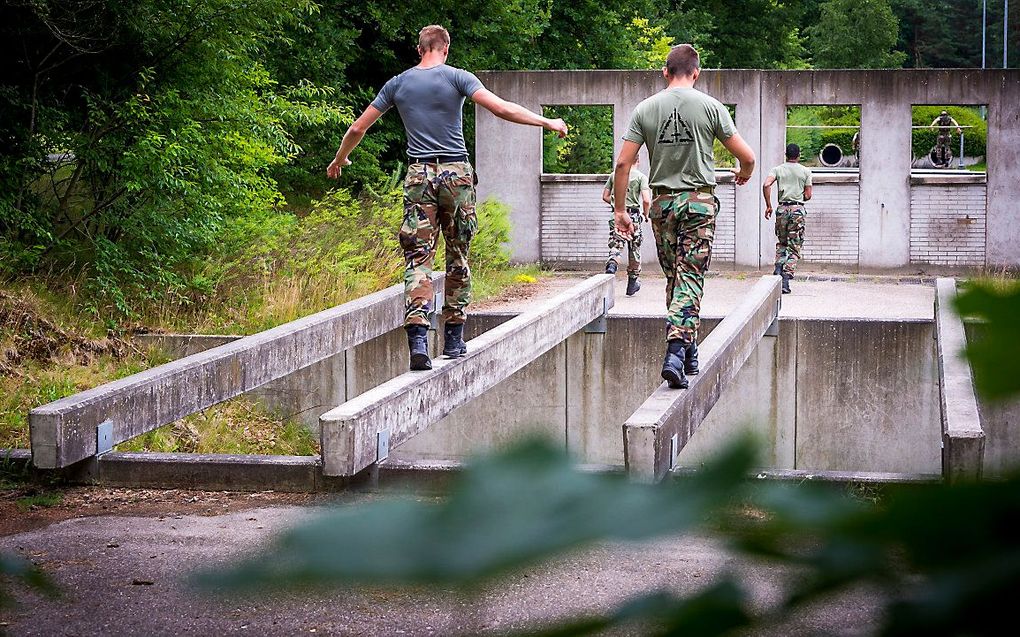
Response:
[377,430,390,462]
[96,421,114,455]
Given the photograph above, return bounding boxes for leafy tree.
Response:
[806,0,908,68]
[0,0,347,314]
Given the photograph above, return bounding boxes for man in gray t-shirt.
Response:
[327,24,567,372]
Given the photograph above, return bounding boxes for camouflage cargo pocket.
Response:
[403,164,429,202]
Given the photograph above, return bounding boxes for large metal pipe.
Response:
[819,143,845,167]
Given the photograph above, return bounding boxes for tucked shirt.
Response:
[769,162,813,204]
[623,87,736,191]
[605,168,650,209]
[371,64,484,158]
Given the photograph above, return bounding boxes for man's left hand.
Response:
[614,210,634,239]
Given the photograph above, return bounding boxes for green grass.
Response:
[16,492,63,511]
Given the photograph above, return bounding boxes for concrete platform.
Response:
[478,273,935,321]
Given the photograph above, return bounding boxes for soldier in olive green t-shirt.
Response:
[611,44,756,390]
[602,158,651,295]
[763,143,813,294]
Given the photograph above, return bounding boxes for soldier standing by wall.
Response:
[763,143,813,295]
[612,44,756,389]
[602,155,651,296]
[327,25,568,371]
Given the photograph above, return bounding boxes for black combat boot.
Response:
[406,325,432,371]
[684,340,699,376]
[660,339,689,389]
[442,322,467,358]
[605,260,618,275]
[781,274,791,294]
[626,274,641,296]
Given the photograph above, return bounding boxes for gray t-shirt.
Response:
[371,64,484,158]
[768,162,812,204]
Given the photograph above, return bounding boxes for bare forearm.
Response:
[495,100,550,128]
[335,127,366,163]
[762,184,772,207]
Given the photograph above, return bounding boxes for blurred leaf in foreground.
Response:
[0,552,58,609]
[954,280,1020,400]
[196,435,758,590]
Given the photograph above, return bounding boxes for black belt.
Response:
[409,154,469,164]
[652,185,714,197]
[779,200,803,206]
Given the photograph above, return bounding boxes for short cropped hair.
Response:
[665,44,700,78]
[418,25,450,52]
[786,143,801,159]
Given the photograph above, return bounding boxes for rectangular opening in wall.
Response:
[542,105,613,174]
[714,104,737,168]
[910,105,987,172]
[785,105,861,169]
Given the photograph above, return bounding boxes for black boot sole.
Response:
[442,347,467,359]
[661,366,689,389]
[409,353,432,371]
[685,367,699,376]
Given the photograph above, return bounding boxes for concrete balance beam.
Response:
[30,276,443,469]
[319,274,616,477]
[934,278,985,482]
[623,276,782,482]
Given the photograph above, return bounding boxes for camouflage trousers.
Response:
[649,190,718,344]
[774,204,806,278]
[606,207,644,274]
[399,161,477,327]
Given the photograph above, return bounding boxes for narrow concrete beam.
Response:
[623,276,782,483]
[97,452,324,493]
[319,275,615,477]
[30,277,443,469]
[935,278,985,482]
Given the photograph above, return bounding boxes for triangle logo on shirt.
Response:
[656,109,694,145]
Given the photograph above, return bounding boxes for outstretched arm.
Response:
[327,105,384,179]
[722,133,755,185]
[762,174,776,219]
[472,89,568,137]
[612,141,641,239]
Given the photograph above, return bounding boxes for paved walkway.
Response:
[0,497,883,636]
[480,271,935,321]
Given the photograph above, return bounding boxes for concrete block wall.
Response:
[910,184,987,267]
[538,176,736,268]
[477,69,1020,270]
[801,183,860,265]
[539,176,608,267]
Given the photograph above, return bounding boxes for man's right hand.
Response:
[545,118,568,138]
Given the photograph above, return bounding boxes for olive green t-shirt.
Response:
[768,162,812,204]
[623,87,737,191]
[604,168,650,209]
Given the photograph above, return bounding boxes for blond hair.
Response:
[418,25,450,53]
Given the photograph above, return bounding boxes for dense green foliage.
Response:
[0,0,1004,319]
[806,0,907,68]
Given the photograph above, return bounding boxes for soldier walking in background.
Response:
[612,44,755,389]
[327,24,567,371]
[763,143,813,295]
[603,155,651,296]
[930,110,962,167]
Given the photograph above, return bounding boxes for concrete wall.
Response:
[801,179,861,265]
[394,314,944,475]
[910,181,987,267]
[476,69,1020,270]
